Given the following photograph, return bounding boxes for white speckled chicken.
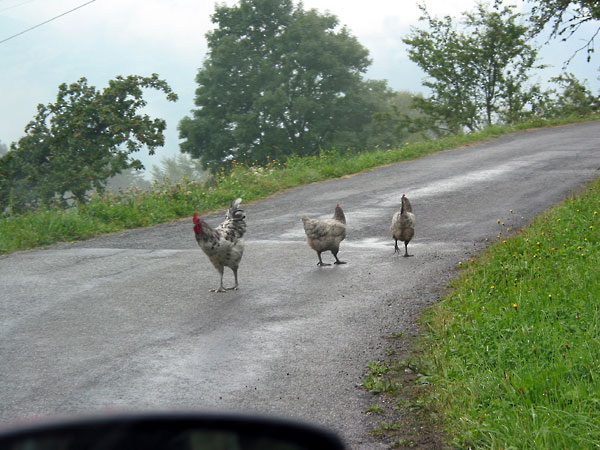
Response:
[391,194,416,257]
[301,204,347,266]
[193,198,246,292]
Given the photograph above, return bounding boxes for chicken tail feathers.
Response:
[222,197,246,239]
[333,204,346,224]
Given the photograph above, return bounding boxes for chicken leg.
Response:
[317,252,331,266]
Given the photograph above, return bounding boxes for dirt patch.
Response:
[359,330,450,450]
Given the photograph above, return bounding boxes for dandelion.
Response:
[556,218,561,222]
[497,219,501,224]
[458,261,462,265]
[577,245,583,250]
[509,209,513,213]
[590,226,594,230]
[490,285,495,290]
[594,211,598,215]
[548,294,552,299]
[512,303,518,310]
[506,228,510,232]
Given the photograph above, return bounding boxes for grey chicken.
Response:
[301,204,347,266]
[391,194,416,257]
[193,198,246,292]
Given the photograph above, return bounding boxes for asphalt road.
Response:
[1,121,599,449]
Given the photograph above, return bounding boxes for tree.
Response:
[545,72,600,116]
[0,140,7,157]
[105,167,151,192]
[403,1,542,133]
[179,0,372,171]
[527,0,600,62]
[150,153,207,184]
[0,74,177,211]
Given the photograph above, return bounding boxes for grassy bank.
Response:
[1,115,597,255]
[423,177,600,448]
[363,177,600,448]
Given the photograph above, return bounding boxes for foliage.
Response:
[547,72,600,116]
[0,74,177,212]
[419,178,600,448]
[403,1,543,134]
[527,0,600,63]
[1,114,598,255]
[149,153,207,184]
[105,167,151,191]
[179,0,403,172]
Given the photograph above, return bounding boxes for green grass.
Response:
[417,178,600,449]
[2,114,597,255]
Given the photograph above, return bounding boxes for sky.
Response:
[1,0,599,175]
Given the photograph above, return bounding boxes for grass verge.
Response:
[363,177,600,448]
[2,114,598,255]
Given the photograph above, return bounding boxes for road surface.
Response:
[1,121,599,448]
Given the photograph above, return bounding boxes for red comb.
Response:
[402,194,406,198]
[336,203,340,207]
[193,213,198,223]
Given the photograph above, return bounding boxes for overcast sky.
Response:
[1,0,598,173]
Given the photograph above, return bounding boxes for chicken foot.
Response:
[316,252,331,266]
[393,240,412,257]
[209,268,239,292]
[316,251,346,266]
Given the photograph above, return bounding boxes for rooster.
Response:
[391,194,416,257]
[192,198,246,292]
[301,204,347,266]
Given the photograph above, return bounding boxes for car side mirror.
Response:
[0,412,346,449]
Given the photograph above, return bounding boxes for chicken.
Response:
[192,198,246,292]
[301,204,347,266]
[391,194,416,257]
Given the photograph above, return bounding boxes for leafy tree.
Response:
[150,153,207,184]
[403,1,542,133]
[179,0,372,171]
[527,0,600,62]
[105,167,151,191]
[371,89,431,145]
[0,74,177,211]
[546,72,600,116]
